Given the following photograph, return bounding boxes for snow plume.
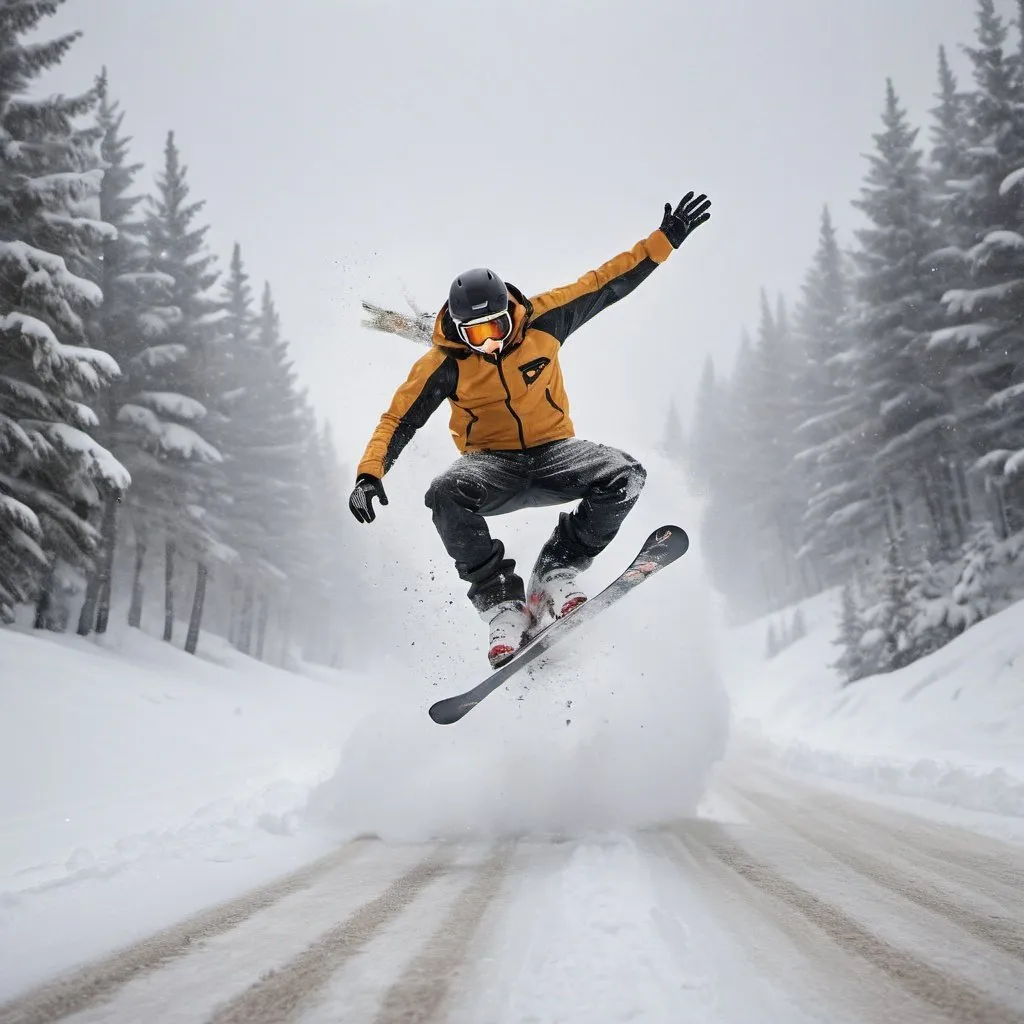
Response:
[306,448,729,841]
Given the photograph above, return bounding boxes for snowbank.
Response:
[720,590,1024,818]
[0,627,362,893]
[0,625,365,997]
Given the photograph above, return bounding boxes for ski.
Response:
[428,524,689,725]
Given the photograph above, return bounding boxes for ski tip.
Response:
[428,698,474,725]
[650,524,689,555]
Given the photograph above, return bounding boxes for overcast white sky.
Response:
[39,0,1000,471]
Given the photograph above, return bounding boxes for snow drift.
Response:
[721,589,1024,818]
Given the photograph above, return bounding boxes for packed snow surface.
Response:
[720,588,1024,818]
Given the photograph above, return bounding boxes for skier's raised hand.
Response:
[349,474,388,523]
[660,191,712,248]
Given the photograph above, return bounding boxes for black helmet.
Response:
[448,268,508,323]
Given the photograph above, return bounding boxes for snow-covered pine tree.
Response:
[139,131,223,640]
[687,355,723,493]
[207,250,311,659]
[729,293,805,609]
[247,282,312,657]
[931,1,1024,537]
[200,242,257,651]
[0,4,129,625]
[690,347,775,618]
[833,580,871,684]
[74,72,186,636]
[793,207,864,584]
[699,331,771,618]
[876,530,919,673]
[659,400,686,464]
[849,80,952,558]
[922,45,979,552]
[950,520,1024,626]
[299,421,349,666]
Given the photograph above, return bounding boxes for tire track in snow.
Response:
[0,842,368,1024]
[208,848,451,1024]
[675,820,1023,1024]
[662,825,934,1024]
[738,788,1024,964]
[734,760,1024,894]
[370,842,512,1024]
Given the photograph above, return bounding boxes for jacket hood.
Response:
[432,282,533,354]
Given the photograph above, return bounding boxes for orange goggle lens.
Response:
[459,311,512,347]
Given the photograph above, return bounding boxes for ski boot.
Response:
[484,599,533,668]
[527,563,587,623]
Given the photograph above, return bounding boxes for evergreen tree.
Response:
[929,46,974,247]
[659,400,686,463]
[920,46,980,553]
[207,250,312,656]
[75,72,188,635]
[876,531,918,672]
[700,331,772,616]
[0,2,128,624]
[244,281,312,655]
[834,581,870,684]
[794,207,862,579]
[138,131,223,639]
[208,241,260,651]
[849,80,950,554]
[687,355,722,491]
[308,422,349,665]
[932,1,1024,532]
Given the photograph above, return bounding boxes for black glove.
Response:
[348,474,388,523]
[660,191,712,248]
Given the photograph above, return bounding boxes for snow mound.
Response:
[721,590,1024,817]
[0,626,362,896]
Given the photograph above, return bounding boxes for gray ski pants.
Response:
[423,438,646,613]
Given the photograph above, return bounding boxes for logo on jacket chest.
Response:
[518,356,550,386]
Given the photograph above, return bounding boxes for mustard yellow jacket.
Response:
[356,227,675,479]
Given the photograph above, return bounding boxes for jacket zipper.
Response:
[544,387,565,414]
[495,356,526,449]
[464,407,479,446]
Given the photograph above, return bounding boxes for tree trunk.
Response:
[238,583,254,655]
[884,485,905,549]
[255,592,269,662]
[228,574,240,646]
[185,561,208,655]
[77,571,100,637]
[943,458,968,549]
[94,493,120,635]
[918,467,950,557]
[128,525,147,628]
[79,493,120,636]
[993,482,1011,540]
[279,599,293,668]
[33,566,56,630]
[163,538,176,642]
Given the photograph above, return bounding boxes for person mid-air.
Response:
[349,191,712,667]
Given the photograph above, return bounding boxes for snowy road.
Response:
[2,763,1023,1024]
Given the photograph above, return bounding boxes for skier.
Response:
[349,192,712,667]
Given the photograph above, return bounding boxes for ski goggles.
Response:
[455,309,514,352]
